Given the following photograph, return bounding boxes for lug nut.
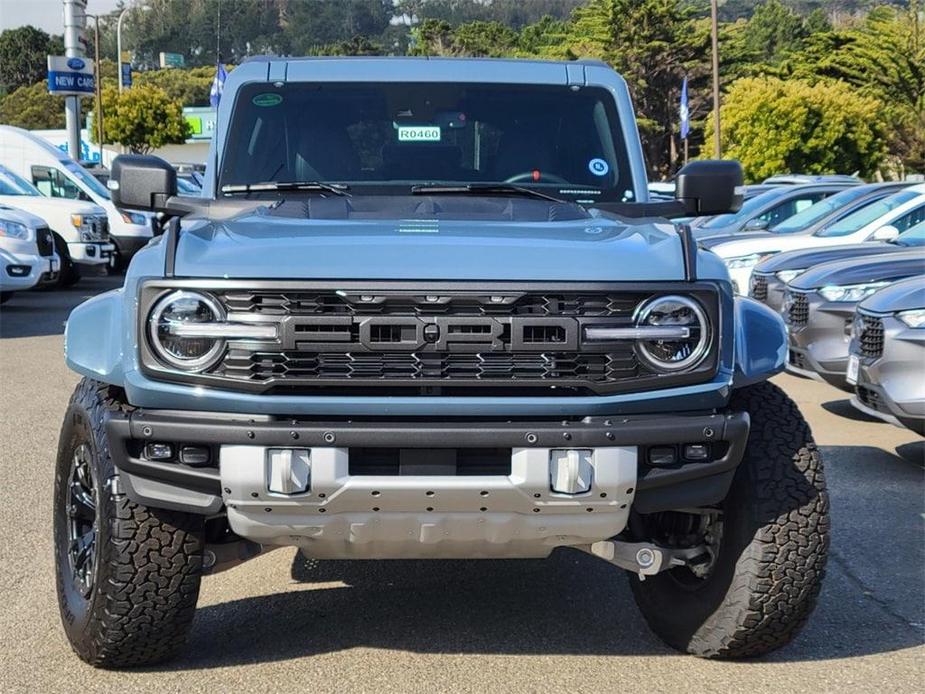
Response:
[636,548,656,569]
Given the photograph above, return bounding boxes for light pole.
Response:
[85,13,104,164]
[116,4,152,94]
[710,0,722,159]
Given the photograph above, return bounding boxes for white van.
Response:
[0,125,154,270]
[0,204,60,302]
[0,164,110,285]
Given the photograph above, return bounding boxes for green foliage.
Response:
[94,85,191,154]
[740,0,808,63]
[0,26,63,93]
[710,76,888,180]
[0,81,67,129]
[134,66,226,107]
[410,19,519,56]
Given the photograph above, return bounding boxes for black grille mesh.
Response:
[35,227,54,257]
[858,315,884,359]
[751,275,768,302]
[788,292,809,327]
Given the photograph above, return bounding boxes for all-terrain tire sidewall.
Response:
[628,381,830,658]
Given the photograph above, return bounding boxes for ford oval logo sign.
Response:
[67,57,85,70]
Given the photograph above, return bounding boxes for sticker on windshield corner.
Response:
[397,126,441,142]
[252,93,283,107]
[588,158,610,176]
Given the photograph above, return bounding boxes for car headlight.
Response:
[776,269,803,283]
[633,295,711,372]
[0,219,31,240]
[897,308,925,328]
[818,282,889,303]
[726,252,778,270]
[120,211,148,226]
[148,291,226,371]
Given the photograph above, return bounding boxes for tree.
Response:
[134,66,226,107]
[0,81,67,129]
[94,85,190,153]
[0,26,63,94]
[740,0,808,64]
[708,76,888,181]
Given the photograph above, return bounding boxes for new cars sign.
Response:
[47,56,95,97]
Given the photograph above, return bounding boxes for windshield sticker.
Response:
[398,126,441,142]
[588,158,610,176]
[252,93,283,107]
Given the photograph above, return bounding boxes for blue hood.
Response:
[171,213,722,282]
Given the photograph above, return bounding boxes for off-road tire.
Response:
[629,381,829,658]
[54,378,204,668]
[52,232,80,288]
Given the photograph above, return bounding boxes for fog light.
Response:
[549,449,593,494]
[267,448,311,495]
[6,265,29,277]
[683,444,710,461]
[86,245,96,257]
[179,445,211,466]
[648,446,677,466]
[144,442,174,460]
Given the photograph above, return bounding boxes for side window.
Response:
[892,204,925,233]
[757,193,827,226]
[31,165,90,201]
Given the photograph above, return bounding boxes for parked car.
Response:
[0,126,154,270]
[750,221,925,311]
[763,174,863,185]
[0,164,110,285]
[847,275,925,435]
[687,184,783,228]
[693,182,859,239]
[56,56,828,667]
[782,252,925,390]
[710,184,925,294]
[0,204,60,302]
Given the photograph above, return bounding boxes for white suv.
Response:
[0,204,60,303]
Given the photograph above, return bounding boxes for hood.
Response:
[0,203,44,228]
[790,250,925,290]
[0,194,105,217]
[698,230,777,248]
[859,275,925,313]
[172,213,704,282]
[755,242,899,273]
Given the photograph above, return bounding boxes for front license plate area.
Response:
[846,354,859,385]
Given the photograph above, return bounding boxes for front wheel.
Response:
[51,233,80,288]
[628,381,830,658]
[54,378,205,667]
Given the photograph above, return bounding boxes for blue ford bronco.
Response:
[55,57,829,667]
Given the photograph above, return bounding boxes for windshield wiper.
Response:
[410,183,566,204]
[221,181,350,196]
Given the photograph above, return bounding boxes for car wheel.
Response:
[51,233,81,288]
[628,381,830,658]
[54,378,204,667]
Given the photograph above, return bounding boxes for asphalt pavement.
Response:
[0,275,922,693]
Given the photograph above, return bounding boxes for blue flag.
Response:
[209,63,227,108]
[679,76,690,140]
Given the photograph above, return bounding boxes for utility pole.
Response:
[62,0,87,160]
[86,14,104,163]
[710,0,722,159]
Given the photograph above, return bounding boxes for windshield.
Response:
[219,82,634,203]
[816,190,920,237]
[700,188,783,229]
[771,187,871,233]
[0,167,41,196]
[895,220,925,246]
[65,162,111,200]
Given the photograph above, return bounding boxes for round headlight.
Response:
[634,295,710,372]
[148,290,225,370]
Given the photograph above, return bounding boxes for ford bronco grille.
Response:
[139,282,721,396]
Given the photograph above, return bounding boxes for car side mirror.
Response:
[872,224,899,241]
[108,154,177,213]
[675,160,744,216]
[745,218,769,231]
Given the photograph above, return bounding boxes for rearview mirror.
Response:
[675,160,744,216]
[108,154,177,213]
[745,218,769,231]
[872,224,899,241]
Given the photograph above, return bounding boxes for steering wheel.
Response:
[503,171,569,184]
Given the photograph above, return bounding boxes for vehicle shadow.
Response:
[820,398,882,423]
[147,441,922,671]
[0,273,121,339]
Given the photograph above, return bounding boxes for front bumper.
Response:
[107,410,749,558]
[785,291,855,391]
[1,252,57,291]
[68,241,114,266]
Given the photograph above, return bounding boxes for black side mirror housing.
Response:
[675,160,744,216]
[109,154,177,213]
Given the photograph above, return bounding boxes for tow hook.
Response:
[586,540,708,580]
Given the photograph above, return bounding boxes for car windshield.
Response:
[771,187,870,233]
[700,188,784,229]
[894,220,925,246]
[219,82,635,203]
[65,162,111,200]
[816,190,920,237]
[0,167,41,196]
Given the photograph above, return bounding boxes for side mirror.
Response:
[872,224,899,241]
[108,154,177,213]
[745,218,769,231]
[675,160,744,216]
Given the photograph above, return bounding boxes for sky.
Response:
[0,0,124,34]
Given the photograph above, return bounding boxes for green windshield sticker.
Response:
[397,126,441,142]
[252,93,283,107]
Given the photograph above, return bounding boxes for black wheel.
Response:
[628,381,829,658]
[54,378,204,668]
[0,291,13,304]
[52,233,81,288]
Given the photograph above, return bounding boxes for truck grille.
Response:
[750,274,768,302]
[36,226,54,256]
[858,314,884,359]
[788,292,809,327]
